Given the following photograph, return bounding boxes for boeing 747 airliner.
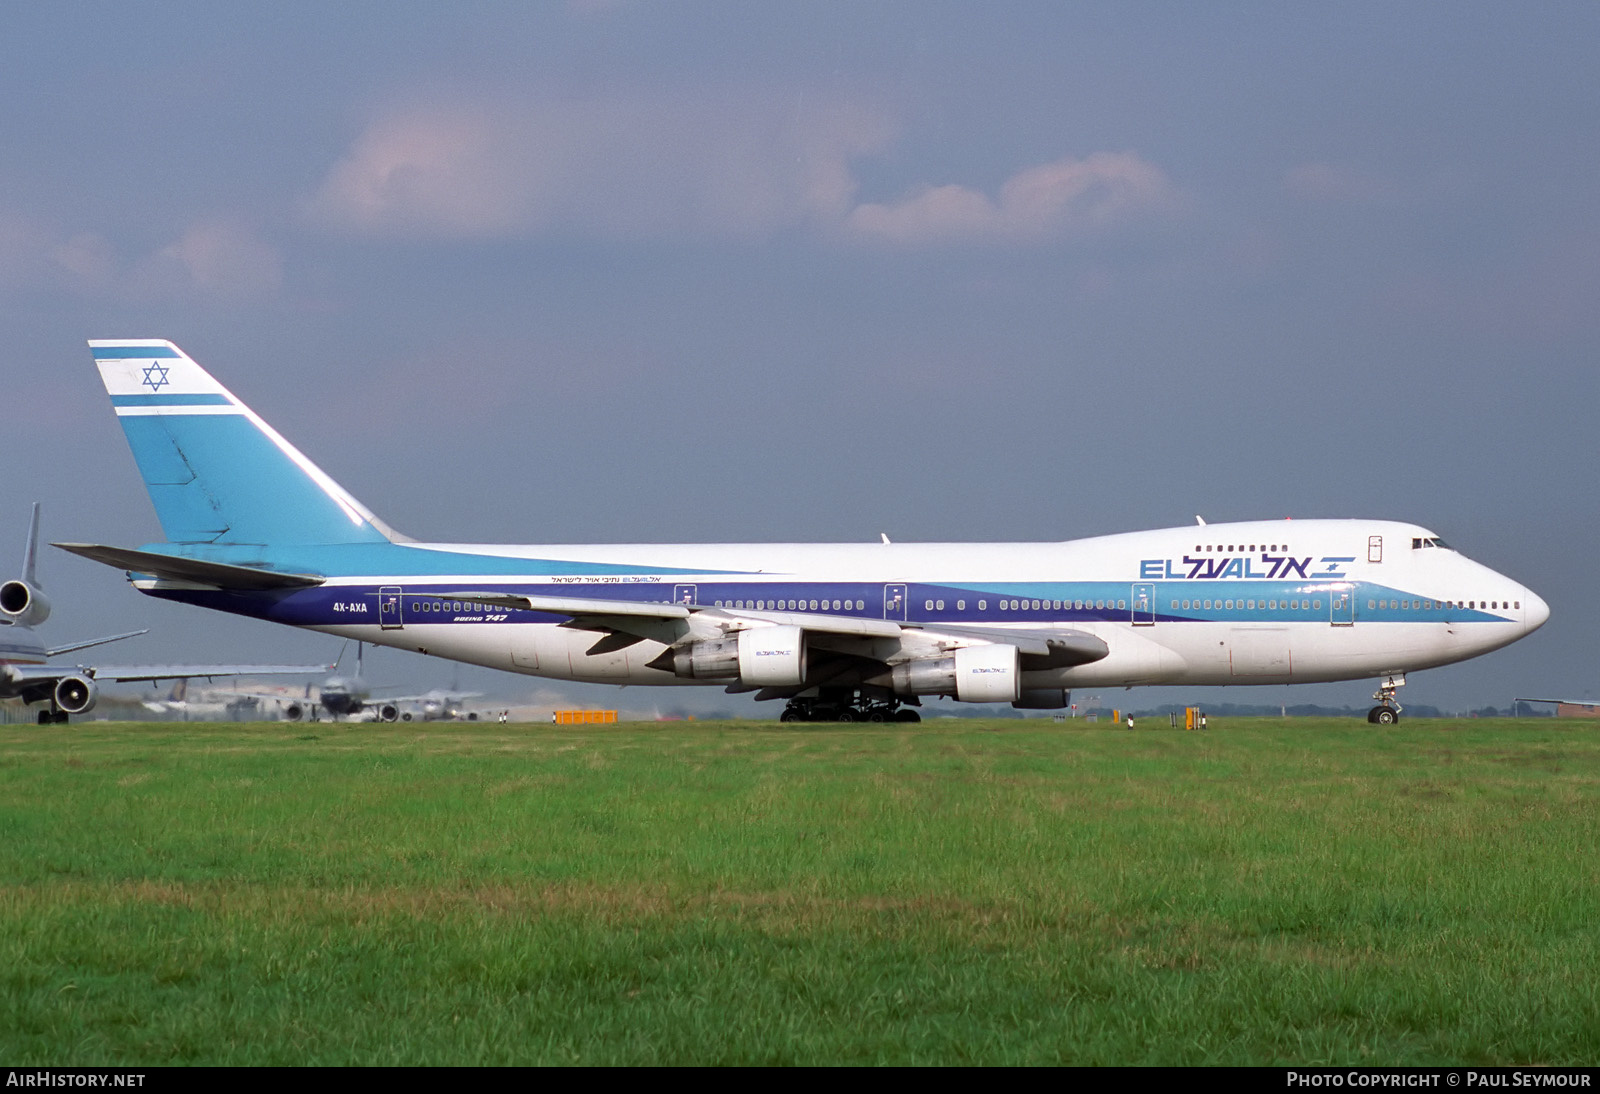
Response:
[61,340,1549,724]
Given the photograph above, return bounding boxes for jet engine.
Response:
[1013,688,1070,710]
[376,703,400,723]
[662,625,808,687]
[283,701,307,721]
[53,674,97,715]
[0,578,50,627]
[891,644,1020,703]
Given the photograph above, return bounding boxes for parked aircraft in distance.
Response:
[394,688,484,722]
[2,502,326,723]
[63,340,1549,725]
[141,678,265,721]
[243,645,480,722]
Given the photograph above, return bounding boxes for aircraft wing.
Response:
[6,662,330,685]
[443,590,1108,668]
[46,629,149,657]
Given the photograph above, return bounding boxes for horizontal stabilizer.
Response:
[54,543,325,589]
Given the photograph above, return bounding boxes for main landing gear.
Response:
[779,692,921,723]
[1367,673,1406,725]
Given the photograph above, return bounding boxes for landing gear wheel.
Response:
[836,709,856,723]
[1369,705,1399,725]
[867,710,887,722]
[893,709,921,723]
[780,709,801,723]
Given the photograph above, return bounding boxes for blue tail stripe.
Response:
[93,346,182,359]
[111,394,233,407]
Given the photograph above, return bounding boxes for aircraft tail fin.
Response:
[88,340,406,547]
[22,502,40,586]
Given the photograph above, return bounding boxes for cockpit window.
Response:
[1411,536,1451,550]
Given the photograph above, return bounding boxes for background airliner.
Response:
[2,502,327,723]
[61,341,1549,725]
[222,644,482,722]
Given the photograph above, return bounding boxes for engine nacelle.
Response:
[892,644,1021,703]
[284,701,306,721]
[1013,688,1070,710]
[667,626,808,687]
[0,579,50,627]
[737,625,807,687]
[53,674,97,715]
[376,703,400,723]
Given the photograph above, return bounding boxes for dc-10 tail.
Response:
[89,340,403,547]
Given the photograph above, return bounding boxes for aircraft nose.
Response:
[1524,589,1550,633]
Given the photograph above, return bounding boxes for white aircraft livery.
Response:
[62,340,1549,724]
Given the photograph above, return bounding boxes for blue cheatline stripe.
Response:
[92,346,182,359]
[111,394,232,407]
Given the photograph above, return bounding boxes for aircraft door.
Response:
[673,584,697,607]
[379,586,404,630]
[1131,583,1155,626]
[1330,587,1355,626]
[884,584,908,621]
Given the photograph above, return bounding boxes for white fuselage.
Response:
[199,518,1547,694]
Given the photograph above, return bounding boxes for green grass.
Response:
[1,717,1596,1064]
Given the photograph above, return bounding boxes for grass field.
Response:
[1,716,1596,1065]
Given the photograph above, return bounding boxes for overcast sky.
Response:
[4,2,1595,715]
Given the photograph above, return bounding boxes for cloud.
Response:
[148,219,284,300]
[308,96,893,240]
[51,232,116,285]
[847,152,1179,245]
[0,213,281,302]
[309,97,1179,247]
